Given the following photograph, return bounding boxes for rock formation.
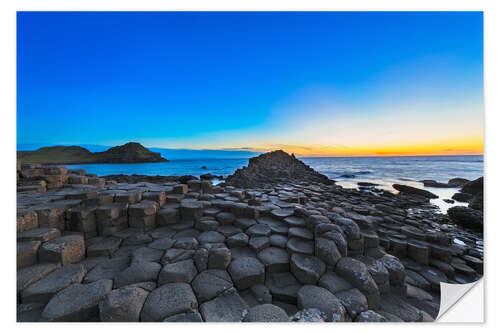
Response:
[94,142,167,163]
[226,150,334,188]
[392,184,438,199]
[447,177,483,230]
[18,142,167,164]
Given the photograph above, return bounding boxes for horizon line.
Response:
[17,142,483,159]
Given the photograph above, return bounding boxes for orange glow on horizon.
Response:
[248,136,484,157]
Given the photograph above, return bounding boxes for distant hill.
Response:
[18,143,263,159]
[17,142,168,164]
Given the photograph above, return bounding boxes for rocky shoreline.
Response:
[16,151,483,322]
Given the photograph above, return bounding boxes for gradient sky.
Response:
[17,11,484,156]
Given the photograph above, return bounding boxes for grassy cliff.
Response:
[18,142,168,164]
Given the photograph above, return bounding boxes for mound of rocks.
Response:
[226,150,334,188]
[447,177,483,230]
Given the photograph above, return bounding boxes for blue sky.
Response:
[17,11,483,156]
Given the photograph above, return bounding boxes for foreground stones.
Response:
[141,283,198,321]
[16,160,483,322]
[99,286,149,322]
[41,279,113,321]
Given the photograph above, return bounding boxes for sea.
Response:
[63,155,483,214]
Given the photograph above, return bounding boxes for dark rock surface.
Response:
[447,206,483,230]
[99,286,149,322]
[16,162,483,322]
[244,304,290,322]
[421,180,451,188]
[226,150,334,188]
[392,184,438,199]
[140,282,198,321]
[460,177,483,195]
[41,279,113,321]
